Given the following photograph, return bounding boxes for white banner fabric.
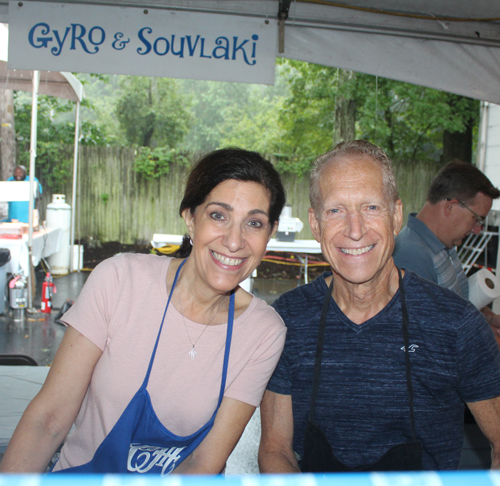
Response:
[8,1,277,84]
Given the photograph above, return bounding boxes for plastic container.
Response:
[46,194,72,275]
[0,248,10,314]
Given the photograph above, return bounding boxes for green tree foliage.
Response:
[274,61,339,175]
[133,146,189,180]
[180,67,288,155]
[16,65,478,188]
[14,93,108,192]
[275,60,479,175]
[76,73,125,145]
[180,80,248,153]
[115,77,192,148]
[355,77,479,162]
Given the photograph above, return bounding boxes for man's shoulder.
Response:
[394,227,437,282]
[272,273,328,325]
[395,225,431,254]
[404,270,476,319]
[273,273,327,305]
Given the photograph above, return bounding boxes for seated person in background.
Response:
[7,165,42,223]
[393,160,500,335]
[0,148,287,475]
[259,141,500,473]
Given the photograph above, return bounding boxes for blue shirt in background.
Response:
[394,213,469,300]
[6,175,42,223]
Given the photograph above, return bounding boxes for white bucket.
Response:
[71,245,84,272]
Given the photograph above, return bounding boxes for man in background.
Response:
[6,165,42,223]
[393,160,500,333]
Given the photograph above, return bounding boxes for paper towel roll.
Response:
[468,268,500,309]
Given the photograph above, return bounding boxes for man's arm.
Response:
[467,396,500,468]
[258,390,300,473]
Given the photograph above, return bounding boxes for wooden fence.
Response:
[39,147,443,245]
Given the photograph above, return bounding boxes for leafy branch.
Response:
[133,147,189,180]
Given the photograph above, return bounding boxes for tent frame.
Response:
[25,72,82,310]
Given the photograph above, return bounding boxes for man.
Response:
[258,141,500,472]
[393,161,500,333]
[7,165,42,223]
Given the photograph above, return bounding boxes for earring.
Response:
[189,237,193,245]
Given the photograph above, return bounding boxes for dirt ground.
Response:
[82,241,330,280]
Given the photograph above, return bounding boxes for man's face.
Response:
[14,168,26,181]
[443,192,492,248]
[309,155,402,287]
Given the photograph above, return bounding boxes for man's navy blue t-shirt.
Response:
[268,270,500,470]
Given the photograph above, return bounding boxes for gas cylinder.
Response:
[46,195,72,275]
[41,273,57,314]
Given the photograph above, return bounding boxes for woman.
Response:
[0,148,287,474]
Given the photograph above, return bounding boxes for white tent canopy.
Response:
[1,0,499,102]
[0,65,83,102]
[0,22,83,309]
[0,22,82,102]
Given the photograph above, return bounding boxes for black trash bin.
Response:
[0,249,11,314]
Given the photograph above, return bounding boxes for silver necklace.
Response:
[177,288,226,360]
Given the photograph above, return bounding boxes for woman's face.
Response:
[183,179,277,295]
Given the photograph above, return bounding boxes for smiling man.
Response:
[258,141,500,472]
[393,160,500,332]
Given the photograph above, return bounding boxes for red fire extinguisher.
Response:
[41,273,57,314]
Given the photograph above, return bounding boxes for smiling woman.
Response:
[184,179,274,295]
[0,148,287,476]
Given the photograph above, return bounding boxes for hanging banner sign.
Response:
[8,1,277,84]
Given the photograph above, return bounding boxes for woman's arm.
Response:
[0,326,102,472]
[173,397,256,474]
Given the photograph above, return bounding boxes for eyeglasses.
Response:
[446,198,486,228]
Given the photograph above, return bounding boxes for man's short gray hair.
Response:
[309,140,400,215]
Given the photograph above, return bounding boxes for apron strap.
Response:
[215,292,235,408]
[142,258,186,389]
[141,258,235,411]
[308,277,334,422]
[398,268,417,442]
[308,270,417,442]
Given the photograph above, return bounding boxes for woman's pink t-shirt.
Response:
[54,253,286,470]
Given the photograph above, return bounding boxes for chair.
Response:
[0,354,38,366]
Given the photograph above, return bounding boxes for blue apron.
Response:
[54,259,235,475]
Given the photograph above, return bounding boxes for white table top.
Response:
[0,365,49,451]
[0,226,61,274]
[151,234,322,254]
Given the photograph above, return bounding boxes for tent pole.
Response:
[27,69,39,311]
[70,100,80,273]
[477,101,489,172]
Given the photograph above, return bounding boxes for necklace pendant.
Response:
[189,347,197,360]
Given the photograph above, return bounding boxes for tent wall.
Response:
[285,26,500,103]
